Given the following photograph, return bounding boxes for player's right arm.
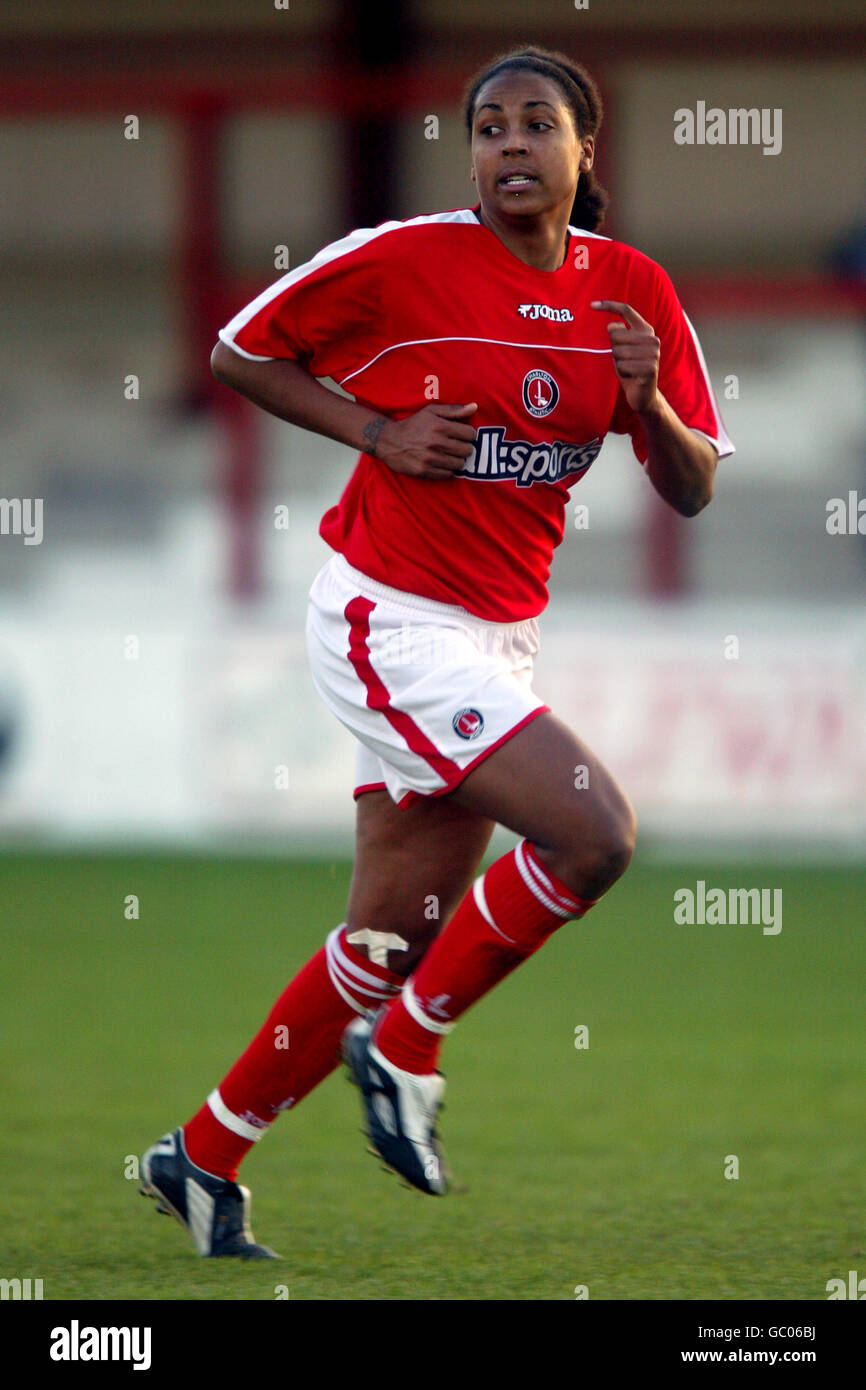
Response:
[210,341,477,481]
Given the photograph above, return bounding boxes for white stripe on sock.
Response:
[328,950,397,1004]
[515,842,575,919]
[401,980,455,1035]
[325,960,373,1016]
[325,927,402,1014]
[327,926,403,994]
[206,1088,266,1142]
[519,842,581,914]
[473,875,518,945]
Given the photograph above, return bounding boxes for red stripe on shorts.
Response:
[353,781,387,800]
[397,705,550,807]
[344,596,462,788]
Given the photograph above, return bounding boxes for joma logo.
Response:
[517,303,574,322]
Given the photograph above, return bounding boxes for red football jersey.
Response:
[219,206,734,621]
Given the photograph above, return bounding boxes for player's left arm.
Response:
[591,299,717,517]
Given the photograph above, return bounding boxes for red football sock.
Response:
[184,925,404,1179]
[374,841,595,1074]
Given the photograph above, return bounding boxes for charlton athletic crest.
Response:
[452,708,484,740]
[522,368,559,418]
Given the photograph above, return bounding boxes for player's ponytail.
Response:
[463,45,609,233]
[572,167,608,234]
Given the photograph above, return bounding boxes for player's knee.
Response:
[584,828,634,896]
[598,810,636,886]
[560,799,637,898]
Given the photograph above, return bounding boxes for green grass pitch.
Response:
[1,852,862,1301]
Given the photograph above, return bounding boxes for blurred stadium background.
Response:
[0,0,864,857]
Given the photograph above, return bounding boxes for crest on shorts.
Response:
[452,708,484,740]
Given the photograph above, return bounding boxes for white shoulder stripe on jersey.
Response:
[219,208,479,352]
[683,312,735,458]
[217,333,276,362]
[568,223,611,241]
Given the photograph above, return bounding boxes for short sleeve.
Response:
[609,264,735,465]
[217,225,389,383]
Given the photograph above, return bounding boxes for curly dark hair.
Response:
[462,44,608,232]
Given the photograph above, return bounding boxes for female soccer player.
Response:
[140,44,733,1257]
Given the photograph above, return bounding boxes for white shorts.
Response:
[305,553,549,808]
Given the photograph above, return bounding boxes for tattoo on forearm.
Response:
[362,415,387,457]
